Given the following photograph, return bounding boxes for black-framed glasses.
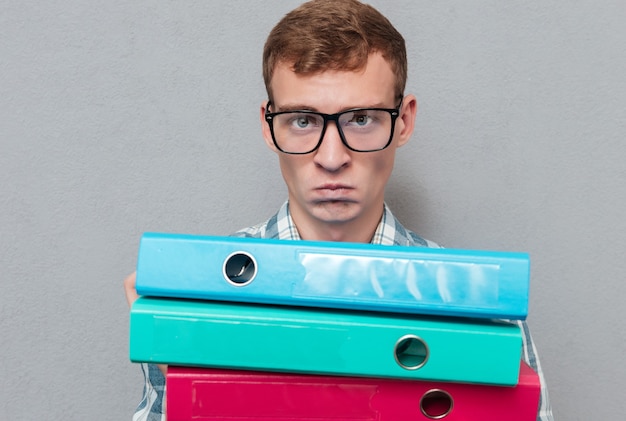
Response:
[264,100,403,154]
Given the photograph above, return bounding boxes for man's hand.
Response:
[124,271,139,307]
[124,271,168,375]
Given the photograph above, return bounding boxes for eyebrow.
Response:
[273,103,318,112]
[273,101,392,113]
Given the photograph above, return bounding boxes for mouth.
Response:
[313,184,355,201]
[317,183,352,191]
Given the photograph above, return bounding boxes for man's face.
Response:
[261,53,417,240]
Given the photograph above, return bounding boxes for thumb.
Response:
[123,271,139,308]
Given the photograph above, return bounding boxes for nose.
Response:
[313,121,351,172]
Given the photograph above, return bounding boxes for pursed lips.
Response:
[313,184,355,200]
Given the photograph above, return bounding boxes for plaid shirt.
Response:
[132,201,553,420]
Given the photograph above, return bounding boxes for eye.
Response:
[295,116,312,128]
[352,113,371,126]
[343,111,378,128]
[287,113,321,129]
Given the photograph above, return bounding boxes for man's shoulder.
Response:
[230,204,285,239]
[404,230,441,248]
[380,204,441,248]
[394,226,441,248]
[231,201,301,240]
[232,222,272,239]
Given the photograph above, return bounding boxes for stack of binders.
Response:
[130,233,541,420]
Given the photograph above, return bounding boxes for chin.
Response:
[311,201,361,223]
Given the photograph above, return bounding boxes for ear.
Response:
[260,101,279,152]
[395,94,418,147]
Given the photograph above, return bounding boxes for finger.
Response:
[123,271,139,307]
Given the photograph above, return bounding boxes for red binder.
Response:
[166,361,540,420]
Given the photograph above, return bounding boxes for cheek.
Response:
[363,151,396,181]
[278,155,308,186]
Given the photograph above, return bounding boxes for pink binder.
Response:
[166,361,540,420]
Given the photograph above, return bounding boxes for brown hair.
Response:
[263,0,407,101]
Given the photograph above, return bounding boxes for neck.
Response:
[290,203,384,243]
[300,223,375,243]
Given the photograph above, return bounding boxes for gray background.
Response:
[2,1,625,419]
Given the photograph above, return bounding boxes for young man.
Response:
[125,1,553,419]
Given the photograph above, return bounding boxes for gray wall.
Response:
[2,1,625,419]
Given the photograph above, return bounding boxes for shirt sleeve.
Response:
[516,320,555,421]
[132,363,166,421]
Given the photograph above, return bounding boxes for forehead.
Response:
[269,53,397,111]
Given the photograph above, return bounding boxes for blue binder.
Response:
[129,297,523,386]
[135,233,530,319]
[136,233,529,319]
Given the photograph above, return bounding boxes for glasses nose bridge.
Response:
[321,112,347,141]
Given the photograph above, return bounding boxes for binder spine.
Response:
[166,362,540,421]
[135,233,530,319]
[130,297,522,386]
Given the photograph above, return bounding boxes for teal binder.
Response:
[130,297,522,386]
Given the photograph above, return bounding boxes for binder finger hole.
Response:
[223,252,257,285]
[394,335,428,370]
[420,389,453,419]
